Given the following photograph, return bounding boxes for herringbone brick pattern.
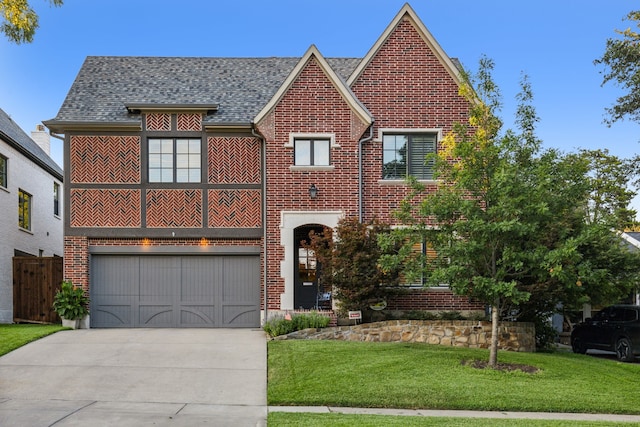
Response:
[70,189,141,227]
[146,189,203,228]
[177,113,202,131]
[146,113,171,131]
[70,136,140,183]
[208,189,261,228]
[208,137,261,184]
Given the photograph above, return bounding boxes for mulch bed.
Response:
[462,359,540,374]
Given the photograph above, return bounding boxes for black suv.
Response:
[571,305,640,362]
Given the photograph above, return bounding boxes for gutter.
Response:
[358,123,375,222]
[251,125,268,325]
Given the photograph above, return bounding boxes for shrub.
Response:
[263,312,331,337]
[52,280,89,320]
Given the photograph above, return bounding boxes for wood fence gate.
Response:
[13,257,63,323]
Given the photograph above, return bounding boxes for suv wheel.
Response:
[615,337,635,362]
[572,337,586,354]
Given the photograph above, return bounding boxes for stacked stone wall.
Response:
[279,320,535,352]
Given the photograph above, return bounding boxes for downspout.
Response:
[252,125,268,325]
[358,123,374,223]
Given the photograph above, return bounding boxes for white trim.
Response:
[279,211,343,310]
[254,45,373,126]
[290,166,335,172]
[375,127,443,143]
[347,4,463,87]
[286,132,338,148]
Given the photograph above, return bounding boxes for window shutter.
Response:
[409,135,436,179]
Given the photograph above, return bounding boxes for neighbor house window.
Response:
[0,154,7,188]
[148,138,201,183]
[383,134,436,180]
[294,138,330,166]
[18,189,32,230]
[53,182,60,216]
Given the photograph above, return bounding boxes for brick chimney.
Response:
[31,124,50,155]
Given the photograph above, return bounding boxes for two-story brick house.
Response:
[44,4,484,328]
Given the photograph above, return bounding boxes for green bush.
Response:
[264,312,331,337]
[52,280,89,320]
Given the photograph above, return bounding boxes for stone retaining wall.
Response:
[278,320,536,352]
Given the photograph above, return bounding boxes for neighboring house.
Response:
[44,4,484,328]
[0,110,64,323]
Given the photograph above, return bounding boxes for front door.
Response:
[294,225,323,309]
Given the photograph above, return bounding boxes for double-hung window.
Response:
[294,138,330,166]
[148,138,201,183]
[383,133,436,180]
[0,154,7,188]
[18,189,31,230]
[53,182,60,216]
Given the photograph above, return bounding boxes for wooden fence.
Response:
[13,257,63,324]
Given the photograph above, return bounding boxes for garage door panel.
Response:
[180,305,216,326]
[139,305,174,326]
[91,254,259,328]
[140,257,180,300]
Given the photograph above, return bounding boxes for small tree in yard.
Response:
[305,217,402,316]
[379,57,640,366]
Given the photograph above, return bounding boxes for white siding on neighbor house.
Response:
[0,140,63,323]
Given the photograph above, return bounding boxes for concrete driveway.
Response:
[0,328,267,426]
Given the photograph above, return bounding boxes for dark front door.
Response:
[294,225,324,309]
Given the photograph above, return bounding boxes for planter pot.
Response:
[78,314,90,329]
[61,318,79,329]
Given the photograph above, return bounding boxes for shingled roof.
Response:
[0,108,63,180]
[45,56,361,128]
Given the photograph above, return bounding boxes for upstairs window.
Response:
[0,154,6,188]
[383,133,436,180]
[53,182,60,216]
[148,138,201,183]
[18,189,31,230]
[294,138,330,166]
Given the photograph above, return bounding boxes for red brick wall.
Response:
[259,57,367,310]
[388,289,485,311]
[351,16,470,223]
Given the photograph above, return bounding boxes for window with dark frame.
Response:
[53,182,60,216]
[18,189,31,230]
[383,133,436,180]
[0,154,7,188]
[148,138,201,183]
[294,138,330,166]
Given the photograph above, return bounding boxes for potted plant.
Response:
[53,280,89,329]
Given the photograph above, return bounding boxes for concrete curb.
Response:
[268,406,640,422]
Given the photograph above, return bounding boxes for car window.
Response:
[623,309,638,322]
[593,309,609,321]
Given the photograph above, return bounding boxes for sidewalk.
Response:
[269,406,640,423]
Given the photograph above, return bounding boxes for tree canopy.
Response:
[1,0,62,44]
[379,57,640,366]
[595,10,640,125]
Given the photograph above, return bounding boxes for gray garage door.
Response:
[90,255,260,328]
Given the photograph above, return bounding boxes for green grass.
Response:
[0,324,66,357]
[268,340,640,414]
[268,412,639,426]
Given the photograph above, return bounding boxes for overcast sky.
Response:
[1,1,638,199]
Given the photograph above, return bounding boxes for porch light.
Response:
[309,184,318,199]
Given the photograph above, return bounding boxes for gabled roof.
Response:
[0,108,63,181]
[45,56,361,131]
[347,3,463,87]
[254,45,373,126]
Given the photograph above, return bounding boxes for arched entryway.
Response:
[293,224,327,309]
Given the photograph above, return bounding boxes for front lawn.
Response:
[0,324,66,357]
[268,340,640,414]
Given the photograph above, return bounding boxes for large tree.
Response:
[379,58,640,366]
[1,0,62,44]
[595,10,640,125]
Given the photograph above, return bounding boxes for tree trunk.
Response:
[489,301,500,367]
